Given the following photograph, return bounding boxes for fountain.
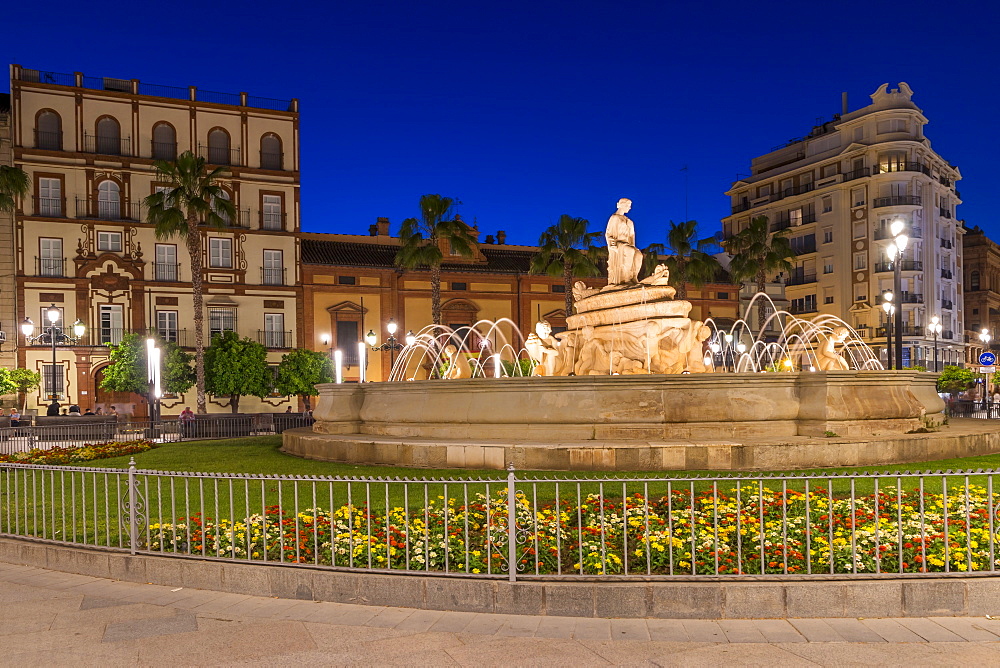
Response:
[284,199,949,471]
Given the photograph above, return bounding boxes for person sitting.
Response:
[9,409,20,426]
[68,406,81,416]
[83,408,95,416]
[108,406,118,417]
[0,407,5,417]
[46,401,61,416]
[285,406,293,413]
[95,407,104,415]
[61,409,68,416]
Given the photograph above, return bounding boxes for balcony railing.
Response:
[876,326,925,337]
[35,257,66,277]
[788,304,818,315]
[785,272,817,286]
[770,212,817,232]
[942,299,954,310]
[34,129,63,151]
[32,195,66,218]
[258,330,292,348]
[873,195,921,208]
[939,207,953,219]
[943,329,955,339]
[75,197,141,221]
[874,226,923,241]
[154,328,192,347]
[941,238,954,249]
[261,267,286,285]
[842,167,871,182]
[94,328,126,346]
[941,269,954,280]
[198,144,241,166]
[151,141,178,161]
[940,176,953,187]
[898,293,923,304]
[874,162,932,177]
[874,260,922,273]
[82,132,132,157]
[203,209,250,229]
[260,211,286,230]
[788,240,817,255]
[260,151,283,170]
[153,262,181,282]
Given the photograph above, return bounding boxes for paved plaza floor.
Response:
[3,562,1000,666]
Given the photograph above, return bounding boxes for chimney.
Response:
[841,91,848,115]
[368,224,378,236]
[376,217,390,236]
[497,230,506,245]
[484,235,495,244]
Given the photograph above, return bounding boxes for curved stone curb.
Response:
[4,537,1000,619]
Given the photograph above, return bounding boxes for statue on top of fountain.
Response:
[605,198,644,286]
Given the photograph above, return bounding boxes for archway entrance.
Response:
[92,365,145,418]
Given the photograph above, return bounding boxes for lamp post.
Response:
[980,328,992,410]
[887,218,908,369]
[724,333,734,372]
[709,340,722,371]
[21,304,85,404]
[929,316,942,373]
[366,318,404,380]
[882,292,895,370]
[146,338,161,427]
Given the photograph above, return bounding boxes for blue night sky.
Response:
[5,0,999,247]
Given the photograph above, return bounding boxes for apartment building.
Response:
[7,64,301,414]
[0,93,14,371]
[722,83,964,368]
[301,219,742,381]
[962,225,1000,366]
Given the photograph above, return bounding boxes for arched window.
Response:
[260,134,282,170]
[152,123,176,160]
[36,110,62,150]
[97,180,121,219]
[213,189,232,225]
[971,271,981,291]
[207,128,231,165]
[96,117,122,155]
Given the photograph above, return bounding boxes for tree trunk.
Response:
[430,265,442,325]
[302,394,312,411]
[563,260,574,316]
[756,270,768,331]
[186,218,207,414]
[675,261,687,300]
[230,394,240,414]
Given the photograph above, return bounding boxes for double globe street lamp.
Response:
[365,318,416,379]
[882,291,895,370]
[885,218,908,370]
[928,315,943,373]
[21,304,85,402]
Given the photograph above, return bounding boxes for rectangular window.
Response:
[209,307,237,340]
[336,320,359,364]
[854,127,864,142]
[99,304,124,344]
[157,310,179,342]
[790,209,802,226]
[42,364,64,398]
[823,259,834,274]
[551,284,565,293]
[877,119,906,134]
[38,178,62,216]
[263,313,286,348]
[716,292,729,300]
[451,282,467,291]
[261,195,283,230]
[262,249,284,285]
[40,306,65,332]
[39,238,63,276]
[851,187,866,207]
[97,231,123,252]
[821,164,837,178]
[154,244,178,281]
[822,196,833,213]
[853,222,866,239]
[853,253,867,270]
[337,275,357,285]
[824,295,834,304]
[822,228,833,244]
[209,238,232,268]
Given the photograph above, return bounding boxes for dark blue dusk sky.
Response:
[6,0,999,247]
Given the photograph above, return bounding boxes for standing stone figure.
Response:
[605,198,644,286]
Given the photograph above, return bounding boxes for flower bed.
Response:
[0,440,158,465]
[146,486,1000,576]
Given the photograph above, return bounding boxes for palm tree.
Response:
[660,220,723,299]
[0,165,29,212]
[529,215,603,316]
[395,194,477,325]
[143,151,234,414]
[726,215,795,328]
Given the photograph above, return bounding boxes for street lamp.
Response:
[21,304,85,404]
[724,333,734,372]
[929,316,943,373]
[367,318,404,379]
[886,218,908,369]
[980,328,992,409]
[405,330,416,347]
[882,292,895,370]
[146,338,161,426]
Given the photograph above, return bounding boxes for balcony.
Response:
[940,176,952,187]
[941,238,953,249]
[258,330,292,348]
[32,196,66,218]
[152,262,181,282]
[260,211,286,231]
[842,167,871,182]
[261,267,286,286]
[873,195,921,208]
[198,144,241,166]
[35,257,66,277]
[785,272,817,286]
[154,328,193,347]
[788,304,818,315]
[876,326,925,337]
[898,292,923,304]
[789,240,817,255]
[770,212,817,232]
[34,129,63,151]
[260,150,283,170]
[875,226,923,241]
[151,141,178,161]
[76,197,141,221]
[939,207,953,219]
[204,209,251,229]
[873,162,932,177]
[942,299,954,310]
[941,269,954,280]
[93,328,126,346]
[82,132,132,157]
[874,260,922,273]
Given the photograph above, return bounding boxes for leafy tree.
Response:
[0,368,16,398]
[529,214,603,316]
[204,332,271,414]
[726,215,795,327]
[9,369,41,411]
[0,165,29,212]
[395,194,477,325]
[100,333,148,395]
[163,344,195,395]
[144,152,235,414]
[938,365,975,395]
[275,349,334,411]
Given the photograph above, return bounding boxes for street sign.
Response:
[980,352,997,366]
[982,367,996,374]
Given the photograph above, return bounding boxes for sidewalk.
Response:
[3,562,1000,666]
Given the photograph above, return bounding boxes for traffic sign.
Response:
[980,352,996,366]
